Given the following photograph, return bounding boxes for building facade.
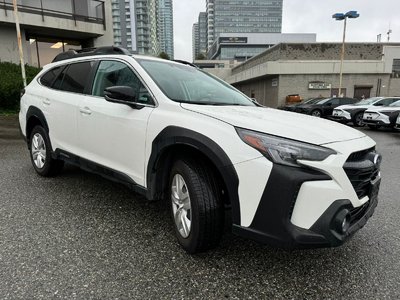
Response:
[207,33,316,61]
[206,0,283,49]
[112,0,173,57]
[158,0,174,59]
[0,0,113,67]
[192,12,207,60]
[220,43,400,107]
[192,23,199,60]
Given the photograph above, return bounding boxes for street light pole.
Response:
[338,17,347,98]
[12,0,27,87]
[332,11,359,98]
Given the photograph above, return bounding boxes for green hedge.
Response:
[0,62,41,110]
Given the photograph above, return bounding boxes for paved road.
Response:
[0,121,399,299]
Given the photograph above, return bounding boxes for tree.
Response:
[158,52,170,60]
[195,53,206,60]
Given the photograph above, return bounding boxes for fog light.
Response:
[334,209,351,234]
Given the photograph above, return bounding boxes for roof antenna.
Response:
[387,23,392,42]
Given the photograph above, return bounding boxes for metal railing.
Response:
[0,0,105,29]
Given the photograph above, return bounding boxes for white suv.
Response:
[363,100,400,129]
[331,97,400,126]
[19,47,382,253]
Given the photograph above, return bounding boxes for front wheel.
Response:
[29,126,64,177]
[353,112,365,127]
[169,158,224,253]
[311,110,322,117]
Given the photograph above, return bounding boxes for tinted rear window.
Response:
[40,66,63,87]
[56,61,94,94]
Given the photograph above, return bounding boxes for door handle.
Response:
[79,107,92,115]
[42,99,50,106]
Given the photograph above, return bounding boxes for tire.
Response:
[29,125,64,177]
[169,157,224,253]
[311,110,322,117]
[368,124,381,130]
[353,112,365,127]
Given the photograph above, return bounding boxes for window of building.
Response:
[392,59,400,78]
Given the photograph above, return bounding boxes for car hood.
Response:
[336,104,370,110]
[181,104,365,145]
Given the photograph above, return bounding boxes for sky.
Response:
[173,0,400,61]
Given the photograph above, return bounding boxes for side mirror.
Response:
[104,86,144,109]
[326,102,332,106]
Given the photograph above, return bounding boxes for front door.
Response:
[76,60,155,186]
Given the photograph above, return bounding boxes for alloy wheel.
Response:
[171,174,192,238]
[31,133,46,169]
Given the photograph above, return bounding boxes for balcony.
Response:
[0,0,106,34]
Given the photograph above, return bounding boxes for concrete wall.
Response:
[232,73,393,108]
[93,0,113,47]
[232,43,388,75]
[388,78,400,97]
[233,76,279,107]
[0,26,30,64]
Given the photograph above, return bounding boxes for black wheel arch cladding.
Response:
[147,126,241,225]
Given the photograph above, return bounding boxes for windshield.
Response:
[389,100,400,107]
[137,59,255,106]
[354,97,383,106]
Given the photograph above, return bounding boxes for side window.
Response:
[329,99,340,105]
[344,98,355,104]
[377,99,393,106]
[92,60,153,104]
[40,66,63,87]
[54,61,94,94]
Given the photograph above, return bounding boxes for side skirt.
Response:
[53,149,148,197]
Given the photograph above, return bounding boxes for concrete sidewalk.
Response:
[0,115,21,140]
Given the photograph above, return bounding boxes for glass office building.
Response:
[112,0,173,57]
[206,0,283,48]
[158,0,174,59]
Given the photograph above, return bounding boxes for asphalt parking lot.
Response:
[1,117,399,299]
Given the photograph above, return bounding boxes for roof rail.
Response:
[172,60,197,68]
[52,46,131,63]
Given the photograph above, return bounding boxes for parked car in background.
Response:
[280,97,323,112]
[395,114,400,130]
[363,100,400,129]
[331,97,400,126]
[295,97,358,117]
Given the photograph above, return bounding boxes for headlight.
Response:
[381,111,398,117]
[236,128,336,168]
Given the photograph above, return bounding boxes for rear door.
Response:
[76,59,155,186]
[44,61,95,154]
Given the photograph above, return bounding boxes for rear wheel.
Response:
[169,158,224,253]
[29,126,64,177]
[311,110,322,117]
[353,112,364,127]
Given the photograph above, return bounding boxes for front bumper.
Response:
[233,149,381,249]
[330,115,350,123]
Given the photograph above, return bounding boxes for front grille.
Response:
[347,147,375,161]
[343,149,380,199]
[349,201,370,226]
